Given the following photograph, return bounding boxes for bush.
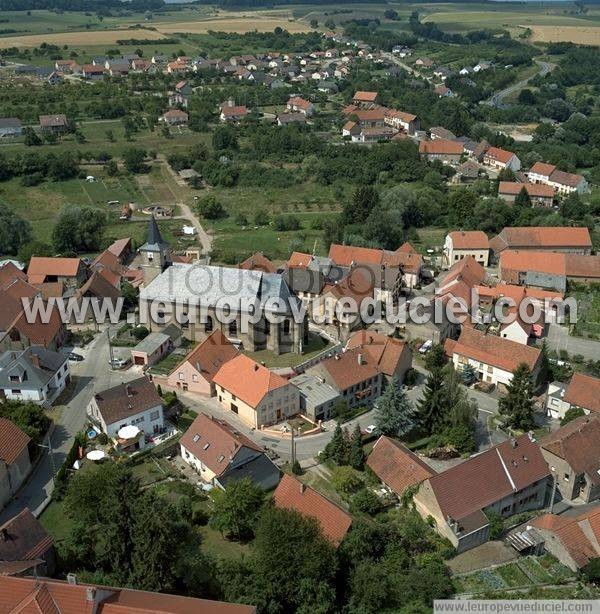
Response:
[132,326,149,340]
[331,465,364,497]
[403,368,418,387]
[350,488,382,515]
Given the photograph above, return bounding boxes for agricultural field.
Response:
[528,25,600,45]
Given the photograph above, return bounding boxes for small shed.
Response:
[131,332,171,367]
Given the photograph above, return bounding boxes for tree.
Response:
[23,127,41,146]
[350,488,382,515]
[460,363,477,385]
[212,125,239,151]
[322,422,347,464]
[52,205,107,253]
[310,18,318,28]
[537,341,552,386]
[417,368,446,434]
[197,194,227,220]
[105,159,118,176]
[0,205,32,256]
[517,88,536,106]
[560,406,585,426]
[342,185,379,225]
[210,478,264,541]
[514,186,532,208]
[499,363,536,430]
[424,344,446,371]
[47,152,78,181]
[122,147,147,173]
[374,376,418,437]
[17,240,53,263]
[447,188,478,224]
[348,423,365,470]
[331,465,363,496]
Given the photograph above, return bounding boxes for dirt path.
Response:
[175,203,213,255]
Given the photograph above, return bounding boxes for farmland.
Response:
[528,25,600,45]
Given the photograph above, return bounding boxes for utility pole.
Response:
[107,329,115,369]
[290,426,295,467]
[548,470,558,513]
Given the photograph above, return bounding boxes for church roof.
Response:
[140,216,169,253]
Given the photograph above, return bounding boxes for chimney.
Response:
[357,353,363,366]
[67,573,77,585]
[254,364,259,371]
[30,354,40,368]
[510,438,517,448]
[300,482,306,494]
[227,98,234,107]
[125,384,132,397]
[86,587,96,602]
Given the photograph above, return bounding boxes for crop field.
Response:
[528,25,600,44]
[154,16,311,35]
[0,29,167,49]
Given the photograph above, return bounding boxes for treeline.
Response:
[0,0,164,10]
[115,37,179,45]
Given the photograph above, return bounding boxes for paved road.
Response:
[485,60,553,109]
[0,328,139,522]
[546,324,600,362]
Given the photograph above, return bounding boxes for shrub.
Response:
[350,488,382,515]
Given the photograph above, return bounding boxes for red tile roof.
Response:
[354,109,386,122]
[312,346,380,391]
[171,330,239,385]
[396,242,417,254]
[428,434,550,523]
[492,226,592,252]
[0,576,256,614]
[0,508,53,561]
[180,413,263,477]
[287,96,312,110]
[328,244,383,266]
[221,105,247,117]
[367,436,435,496]
[213,354,290,408]
[484,146,516,165]
[287,251,312,269]
[0,262,26,289]
[353,91,378,102]
[529,162,556,177]
[0,418,30,466]
[321,267,374,303]
[447,327,541,373]
[27,257,82,281]
[346,330,410,378]
[448,230,489,250]
[531,508,600,568]
[419,139,463,155]
[239,252,277,273]
[498,182,555,198]
[564,373,600,413]
[273,474,351,546]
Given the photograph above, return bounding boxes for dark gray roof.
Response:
[140,216,169,253]
[259,273,298,313]
[283,267,324,295]
[0,346,66,390]
[0,118,21,129]
[219,453,280,491]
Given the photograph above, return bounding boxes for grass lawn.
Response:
[177,409,199,432]
[149,350,188,376]
[39,499,75,542]
[242,333,333,369]
[414,227,447,254]
[198,524,250,560]
[129,456,172,486]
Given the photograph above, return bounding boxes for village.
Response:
[0,7,599,613]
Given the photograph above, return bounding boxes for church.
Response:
[137,218,306,355]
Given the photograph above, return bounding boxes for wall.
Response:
[167,361,212,396]
[180,442,218,485]
[88,398,164,439]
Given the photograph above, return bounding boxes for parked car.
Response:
[109,357,130,369]
[418,340,433,354]
[364,425,376,435]
[68,352,84,362]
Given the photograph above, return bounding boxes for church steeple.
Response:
[139,216,171,286]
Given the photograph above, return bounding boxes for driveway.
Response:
[0,326,140,522]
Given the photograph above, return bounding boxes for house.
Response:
[367,436,435,498]
[353,91,379,106]
[54,59,77,73]
[0,418,31,509]
[239,252,277,273]
[540,414,600,503]
[167,60,188,75]
[498,251,600,291]
[27,256,87,287]
[529,507,600,571]
[433,66,452,80]
[273,474,352,547]
[180,413,280,491]
[433,85,455,98]
[167,330,239,396]
[482,146,521,172]
[430,126,456,141]
[445,327,541,389]
[82,64,105,79]
[345,330,412,384]
[213,354,300,428]
[87,376,164,445]
[414,434,551,553]
[130,332,171,367]
[546,373,600,420]
[107,237,132,263]
[0,576,256,613]
[161,109,188,125]
[287,96,314,116]
[289,373,340,422]
[352,108,386,128]
[0,508,55,575]
[527,162,589,195]
[353,126,396,143]
[453,160,485,183]
[307,347,383,410]
[0,118,22,138]
[498,182,555,207]
[342,120,361,138]
[0,346,70,405]
[384,109,419,135]
[277,113,306,126]
[415,57,434,68]
[419,139,463,165]
[442,231,490,269]
[490,226,592,256]
[38,114,68,133]
[219,102,248,122]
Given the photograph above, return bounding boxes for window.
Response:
[229,320,238,336]
[564,473,570,481]
[205,316,213,332]
[283,320,291,335]
[193,434,200,443]
[178,372,184,380]
[10,389,21,394]
[150,410,160,421]
[192,374,198,382]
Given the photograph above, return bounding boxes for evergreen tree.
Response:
[342,185,379,225]
[499,363,536,430]
[537,341,552,386]
[417,368,446,434]
[514,186,532,208]
[374,376,418,437]
[323,422,347,464]
[424,344,446,372]
[348,423,365,470]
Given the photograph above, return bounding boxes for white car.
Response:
[365,425,377,434]
[109,357,130,369]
